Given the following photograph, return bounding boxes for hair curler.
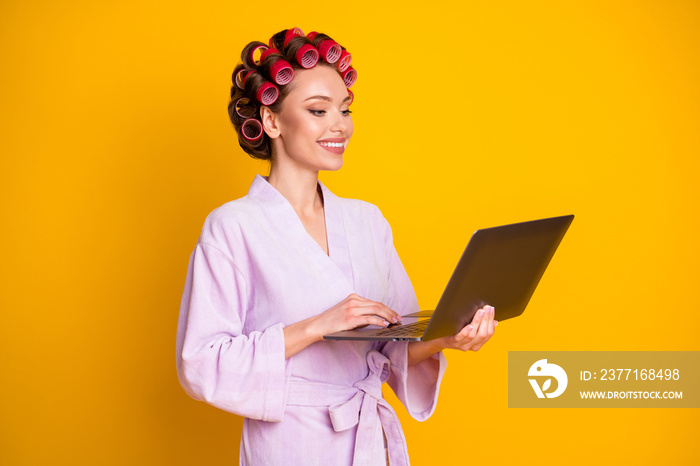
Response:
[233,97,256,119]
[318,39,342,64]
[336,50,352,72]
[269,59,294,85]
[347,89,354,106]
[341,67,357,88]
[243,71,279,105]
[256,81,279,105]
[259,48,280,62]
[234,69,251,90]
[284,27,305,46]
[250,44,269,66]
[260,48,295,85]
[240,118,263,142]
[296,44,319,69]
[267,29,303,49]
[306,31,319,42]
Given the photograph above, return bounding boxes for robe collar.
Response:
[247,174,355,288]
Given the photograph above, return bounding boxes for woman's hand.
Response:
[283,294,401,359]
[406,305,497,366]
[435,305,497,352]
[312,293,401,335]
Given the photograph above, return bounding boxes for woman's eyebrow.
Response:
[303,95,333,102]
[303,95,352,103]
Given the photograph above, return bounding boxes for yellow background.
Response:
[1,1,698,464]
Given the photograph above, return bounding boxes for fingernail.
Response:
[467,325,473,332]
[478,310,484,316]
[494,321,498,327]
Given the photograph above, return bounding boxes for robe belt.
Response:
[286,350,410,466]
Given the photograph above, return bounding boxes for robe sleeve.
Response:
[176,242,287,422]
[375,210,447,420]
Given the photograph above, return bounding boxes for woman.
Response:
[176,28,496,465]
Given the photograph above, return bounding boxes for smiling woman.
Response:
[227,29,355,161]
[262,66,354,176]
[176,27,496,466]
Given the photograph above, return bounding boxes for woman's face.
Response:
[266,65,354,172]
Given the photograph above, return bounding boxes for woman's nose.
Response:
[330,110,348,133]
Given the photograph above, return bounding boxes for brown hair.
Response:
[228,30,354,160]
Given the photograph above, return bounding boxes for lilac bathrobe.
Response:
[176,175,446,465]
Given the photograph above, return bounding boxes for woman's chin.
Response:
[322,158,344,172]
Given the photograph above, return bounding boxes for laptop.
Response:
[323,214,574,341]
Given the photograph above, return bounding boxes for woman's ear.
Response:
[260,106,280,139]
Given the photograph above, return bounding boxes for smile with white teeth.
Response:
[319,142,344,148]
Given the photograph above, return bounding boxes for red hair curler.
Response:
[341,67,357,88]
[241,118,263,142]
[347,89,354,106]
[250,44,269,66]
[256,81,279,105]
[233,97,256,119]
[296,44,319,69]
[318,39,342,64]
[269,59,294,85]
[259,48,294,85]
[336,50,352,72]
[306,31,319,42]
[243,71,279,104]
[284,27,305,46]
[259,48,280,62]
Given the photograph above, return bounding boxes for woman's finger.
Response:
[482,306,495,333]
[348,314,389,329]
[467,307,487,339]
[454,325,473,343]
[351,299,401,324]
[339,295,400,325]
[469,306,495,348]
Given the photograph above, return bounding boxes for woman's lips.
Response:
[317,139,346,154]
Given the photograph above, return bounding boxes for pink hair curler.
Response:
[284,27,305,46]
[234,69,250,90]
[341,67,357,88]
[269,59,294,85]
[250,44,269,66]
[256,81,279,105]
[241,118,263,142]
[347,89,354,106]
[233,97,256,119]
[336,50,352,72]
[296,44,319,69]
[318,39,342,64]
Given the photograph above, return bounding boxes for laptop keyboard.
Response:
[375,319,429,337]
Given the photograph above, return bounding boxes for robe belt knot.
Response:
[285,351,410,465]
[328,350,410,466]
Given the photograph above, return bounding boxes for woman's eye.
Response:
[309,109,326,116]
[342,109,353,116]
